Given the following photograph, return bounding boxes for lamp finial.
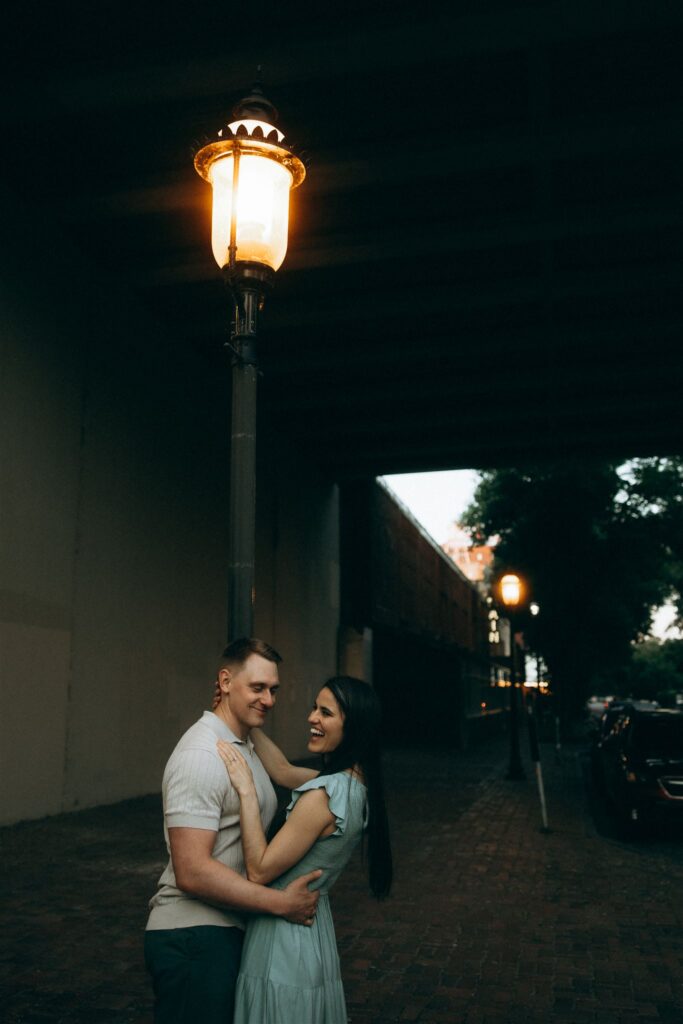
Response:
[232,76,279,126]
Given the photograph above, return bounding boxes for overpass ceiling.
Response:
[3,2,683,476]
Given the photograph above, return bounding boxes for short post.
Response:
[554,686,562,764]
[527,702,550,832]
[506,620,525,780]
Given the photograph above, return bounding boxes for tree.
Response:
[461,458,683,721]
[627,639,683,704]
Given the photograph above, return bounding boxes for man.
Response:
[145,638,321,1024]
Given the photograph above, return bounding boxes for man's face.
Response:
[218,653,280,740]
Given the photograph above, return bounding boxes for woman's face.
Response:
[307,686,345,755]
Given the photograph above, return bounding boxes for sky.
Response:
[382,469,480,545]
[651,602,682,641]
[382,469,679,642]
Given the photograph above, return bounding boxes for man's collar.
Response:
[202,710,254,752]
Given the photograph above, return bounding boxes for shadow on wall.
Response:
[372,627,463,746]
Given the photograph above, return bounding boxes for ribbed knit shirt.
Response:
[146,710,277,931]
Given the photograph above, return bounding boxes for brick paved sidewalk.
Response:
[1,737,682,1023]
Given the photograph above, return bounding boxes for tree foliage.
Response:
[628,639,683,704]
[461,458,683,713]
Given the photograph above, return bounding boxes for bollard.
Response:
[527,704,550,832]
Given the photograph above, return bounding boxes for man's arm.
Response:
[251,728,318,789]
[169,827,321,924]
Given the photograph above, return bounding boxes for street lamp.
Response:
[194,81,306,638]
[498,573,525,780]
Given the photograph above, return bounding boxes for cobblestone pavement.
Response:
[2,737,682,1023]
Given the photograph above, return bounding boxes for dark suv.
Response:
[598,708,683,828]
[590,700,658,785]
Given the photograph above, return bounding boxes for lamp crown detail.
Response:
[217,122,284,143]
[231,77,279,126]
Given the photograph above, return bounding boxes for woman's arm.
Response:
[251,728,318,789]
[217,742,334,885]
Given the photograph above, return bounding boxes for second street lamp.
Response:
[499,573,525,780]
[194,82,306,639]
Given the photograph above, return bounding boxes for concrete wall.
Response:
[0,189,339,825]
[255,445,340,762]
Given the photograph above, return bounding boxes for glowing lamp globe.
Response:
[500,573,522,608]
[194,88,306,275]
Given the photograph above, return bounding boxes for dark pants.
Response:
[144,925,244,1024]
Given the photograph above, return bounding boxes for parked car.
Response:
[585,695,615,720]
[590,701,629,782]
[598,707,683,829]
[590,700,660,785]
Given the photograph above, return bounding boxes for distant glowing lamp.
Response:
[500,573,523,608]
[530,602,540,616]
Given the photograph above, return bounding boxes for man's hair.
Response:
[219,637,282,670]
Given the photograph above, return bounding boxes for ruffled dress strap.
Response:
[286,773,357,837]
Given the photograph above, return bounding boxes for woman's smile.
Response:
[307,687,345,754]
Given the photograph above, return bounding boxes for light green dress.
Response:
[233,772,367,1024]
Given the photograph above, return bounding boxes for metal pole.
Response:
[227,348,257,640]
[224,264,272,643]
[534,763,549,831]
[527,702,550,831]
[554,681,563,764]
[507,616,525,780]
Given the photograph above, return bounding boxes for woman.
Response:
[216,675,392,1024]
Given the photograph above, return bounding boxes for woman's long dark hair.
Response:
[317,676,392,900]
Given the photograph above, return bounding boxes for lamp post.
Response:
[499,573,525,780]
[194,82,305,639]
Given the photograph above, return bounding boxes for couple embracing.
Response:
[145,638,393,1023]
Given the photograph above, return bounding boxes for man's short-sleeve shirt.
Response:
[146,711,277,931]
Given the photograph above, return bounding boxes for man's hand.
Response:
[280,869,323,926]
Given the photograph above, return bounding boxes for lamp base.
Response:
[222,262,275,355]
